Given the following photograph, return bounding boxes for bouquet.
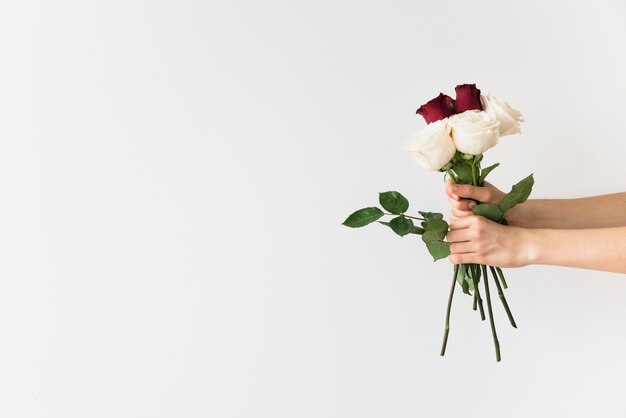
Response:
[342,84,532,362]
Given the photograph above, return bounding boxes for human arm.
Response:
[445,179,626,229]
[446,215,626,274]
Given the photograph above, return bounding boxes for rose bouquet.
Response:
[342,84,532,361]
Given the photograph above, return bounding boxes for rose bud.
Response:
[416,93,456,124]
[448,110,500,155]
[481,94,524,136]
[454,83,482,113]
[403,119,456,171]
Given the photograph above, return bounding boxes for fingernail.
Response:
[451,185,459,192]
[468,201,476,208]
[451,194,459,200]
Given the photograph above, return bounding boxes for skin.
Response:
[444,180,626,274]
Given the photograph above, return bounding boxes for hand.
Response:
[446,215,533,268]
[445,179,505,222]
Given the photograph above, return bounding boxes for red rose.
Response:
[416,93,456,124]
[454,83,482,113]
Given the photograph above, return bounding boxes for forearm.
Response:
[507,193,626,229]
[524,226,626,273]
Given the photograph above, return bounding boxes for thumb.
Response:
[451,183,492,202]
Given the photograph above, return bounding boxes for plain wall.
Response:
[1,1,625,417]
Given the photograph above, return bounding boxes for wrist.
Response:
[520,227,543,266]
[504,200,535,228]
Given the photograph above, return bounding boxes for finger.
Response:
[449,241,476,254]
[448,196,472,210]
[449,216,475,230]
[451,207,473,218]
[445,179,459,201]
[446,229,472,243]
[450,183,492,202]
[448,197,477,211]
[448,196,460,209]
[449,253,479,265]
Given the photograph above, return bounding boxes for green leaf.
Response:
[379,191,409,214]
[426,241,450,261]
[455,265,473,294]
[342,207,384,228]
[467,264,477,284]
[420,216,450,261]
[474,264,482,282]
[452,151,465,163]
[379,219,422,236]
[421,219,449,243]
[499,174,534,214]
[479,163,499,185]
[410,225,425,235]
[461,274,470,294]
[456,264,466,287]
[472,203,504,222]
[388,216,414,237]
[452,163,474,184]
[418,211,444,221]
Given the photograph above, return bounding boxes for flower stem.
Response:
[382,212,424,221]
[483,264,501,362]
[440,264,460,356]
[470,264,485,320]
[495,267,508,289]
[471,164,477,186]
[489,266,517,328]
[447,170,458,184]
[403,214,425,221]
[473,287,478,311]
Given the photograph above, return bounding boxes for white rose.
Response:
[403,119,456,171]
[481,94,524,136]
[448,110,500,155]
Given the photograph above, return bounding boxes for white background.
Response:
[1,1,625,417]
